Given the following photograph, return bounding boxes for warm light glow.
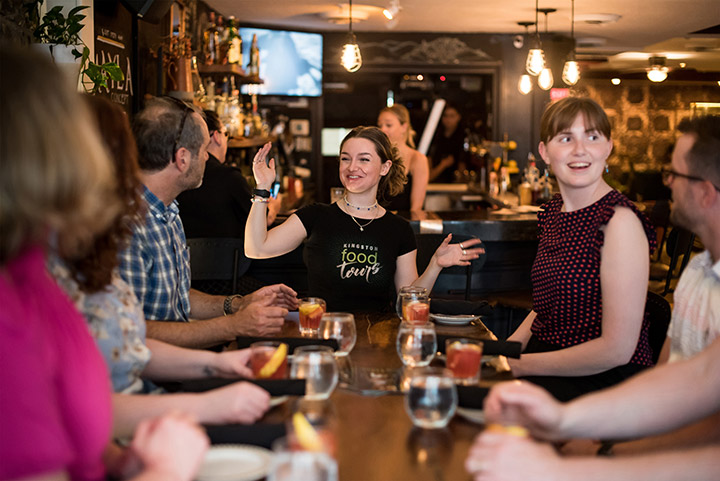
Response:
[679,62,687,68]
[526,48,546,76]
[416,74,424,81]
[647,66,668,82]
[538,67,554,90]
[562,60,580,85]
[383,8,393,19]
[341,43,362,72]
[518,74,533,95]
[611,78,621,85]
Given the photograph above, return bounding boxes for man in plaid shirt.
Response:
[119,97,297,348]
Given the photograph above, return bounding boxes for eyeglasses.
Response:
[661,167,720,192]
[162,96,194,158]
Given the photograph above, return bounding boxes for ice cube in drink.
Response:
[402,299,430,325]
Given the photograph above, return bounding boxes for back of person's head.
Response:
[540,96,611,143]
[132,96,205,172]
[66,95,144,292]
[0,45,119,266]
[203,109,222,135]
[676,115,720,189]
[341,126,407,199]
[380,104,417,148]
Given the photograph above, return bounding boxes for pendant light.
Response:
[646,56,669,82]
[518,74,534,94]
[341,0,362,72]
[536,8,556,90]
[562,0,581,85]
[525,0,545,76]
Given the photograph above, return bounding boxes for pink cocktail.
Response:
[446,339,483,385]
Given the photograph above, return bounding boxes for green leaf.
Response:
[102,63,125,81]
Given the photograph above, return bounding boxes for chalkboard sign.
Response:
[93,2,134,113]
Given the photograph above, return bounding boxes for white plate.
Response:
[429,313,478,325]
[196,444,273,481]
[456,407,486,425]
[270,395,289,408]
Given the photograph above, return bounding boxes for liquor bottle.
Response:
[215,15,227,64]
[248,33,260,76]
[202,12,220,65]
[225,16,243,66]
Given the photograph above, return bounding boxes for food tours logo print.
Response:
[338,243,380,281]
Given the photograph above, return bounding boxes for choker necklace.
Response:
[344,194,378,211]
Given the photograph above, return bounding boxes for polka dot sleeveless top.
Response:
[531,190,658,367]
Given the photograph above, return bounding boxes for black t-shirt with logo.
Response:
[295,203,417,312]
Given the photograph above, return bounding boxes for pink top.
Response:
[0,246,112,481]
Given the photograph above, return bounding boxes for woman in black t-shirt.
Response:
[245,126,484,311]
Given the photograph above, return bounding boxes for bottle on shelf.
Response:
[202,12,219,65]
[248,33,260,76]
[225,16,243,66]
[215,15,226,64]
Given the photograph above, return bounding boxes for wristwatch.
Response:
[223,294,243,316]
[253,188,271,198]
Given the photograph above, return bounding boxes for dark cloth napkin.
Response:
[236,336,339,353]
[205,422,287,448]
[438,334,522,358]
[457,385,490,409]
[430,299,493,316]
[160,377,306,396]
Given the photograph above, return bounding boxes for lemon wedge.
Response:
[292,412,323,451]
[485,423,529,437]
[299,304,323,316]
[258,343,287,378]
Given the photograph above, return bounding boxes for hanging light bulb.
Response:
[562,0,580,85]
[341,0,362,72]
[383,0,401,20]
[518,74,533,94]
[538,67,554,90]
[525,0,545,76]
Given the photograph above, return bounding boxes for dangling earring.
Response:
[605,164,609,174]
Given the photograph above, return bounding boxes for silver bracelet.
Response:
[223,294,243,316]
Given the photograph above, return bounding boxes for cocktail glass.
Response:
[400,291,430,325]
[250,341,288,379]
[318,312,356,357]
[396,286,428,319]
[445,338,483,385]
[404,367,457,429]
[299,297,327,337]
[269,436,338,481]
[396,322,437,367]
[291,345,339,400]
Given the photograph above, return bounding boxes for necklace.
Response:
[350,211,378,232]
[344,194,378,211]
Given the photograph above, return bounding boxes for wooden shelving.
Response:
[197,64,263,85]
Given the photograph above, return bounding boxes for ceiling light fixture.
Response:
[536,8,556,89]
[383,0,401,20]
[526,0,546,76]
[611,78,621,85]
[341,0,362,73]
[562,0,580,86]
[518,74,533,94]
[646,56,668,82]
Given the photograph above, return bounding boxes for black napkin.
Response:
[162,377,306,396]
[457,385,489,409]
[205,423,287,448]
[236,336,339,353]
[438,334,522,358]
[430,299,493,316]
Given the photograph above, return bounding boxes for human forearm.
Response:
[245,201,270,258]
[145,319,234,349]
[555,445,720,481]
[508,311,536,348]
[413,256,443,290]
[188,288,226,319]
[142,338,219,381]
[112,393,205,438]
[613,412,720,455]
[511,335,635,377]
[559,339,720,440]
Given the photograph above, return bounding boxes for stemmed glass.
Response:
[396,322,437,368]
[291,345,339,400]
[318,312,357,357]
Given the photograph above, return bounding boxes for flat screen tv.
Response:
[239,27,323,97]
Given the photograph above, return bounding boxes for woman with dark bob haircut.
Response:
[245,126,484,312]
[505,96,658,402]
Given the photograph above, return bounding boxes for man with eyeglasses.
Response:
[120,97,297,349]
[464,115,720,481]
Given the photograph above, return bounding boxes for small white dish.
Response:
[455,406,486,425]
[196,444,273,481]
[429,313,478,326]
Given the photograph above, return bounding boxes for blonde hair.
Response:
[0,46,120,265]
[380,104,417,148]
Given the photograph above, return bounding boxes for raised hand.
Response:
[252,142,276,190]
[433,234,485,268]
[240,283,299,311]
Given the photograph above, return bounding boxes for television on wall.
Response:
[239,27,323,97]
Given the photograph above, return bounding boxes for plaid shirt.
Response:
[118,186,191,322]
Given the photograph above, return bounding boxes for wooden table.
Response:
[267,312,510,481]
